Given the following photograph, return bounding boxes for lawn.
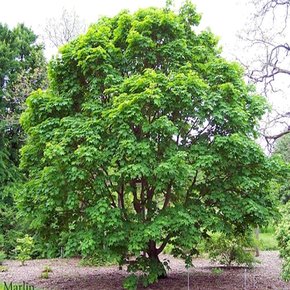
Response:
[259,232,279,250]
[259,225,279,251]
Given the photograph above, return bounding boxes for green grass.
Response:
[79,255,117,267]
[0,282,43,290]
[259,232,279,251]
[163,231,279,256]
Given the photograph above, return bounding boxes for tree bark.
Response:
[254,226,260,257]
[147,240,167,279]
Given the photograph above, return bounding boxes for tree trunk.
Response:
[147,240,167,279]
[254,226,260,257]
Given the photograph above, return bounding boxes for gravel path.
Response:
[1,251,289,289]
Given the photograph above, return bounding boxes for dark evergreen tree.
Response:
[0,23,47,255]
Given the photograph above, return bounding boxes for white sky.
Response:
[0,0,250,59]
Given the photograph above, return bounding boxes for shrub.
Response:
[40,266,52,279]
[206,232,258,267]
[15,235,34,266]
[43,265,52,272]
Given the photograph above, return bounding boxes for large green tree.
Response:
[18,3,281,288]
[0,23,47,169]
[0,23,47,255]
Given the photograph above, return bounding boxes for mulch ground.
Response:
[1,251,290,289]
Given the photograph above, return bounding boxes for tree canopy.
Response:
[18,3,282,288]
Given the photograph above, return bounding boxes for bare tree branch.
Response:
[237,0,290,149]
[44,8,87,48]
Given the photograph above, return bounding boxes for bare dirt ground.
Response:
[1,251,290,289]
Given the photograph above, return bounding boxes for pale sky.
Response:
[0,0,250,59]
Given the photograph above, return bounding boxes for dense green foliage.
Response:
[0,23,47,256]
[18,3,282,288]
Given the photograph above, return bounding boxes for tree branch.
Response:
[157,234,172,254]
[162,181,172,210]
[264,126,290,140]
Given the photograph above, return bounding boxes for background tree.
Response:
[244,0,290,86]
[0,23,47,168]
[241,1,290,280]
[272,134,290,203]
[0,23,47,255]
[18,3,282,288]
[239,0,290,147]
[44,8,87,49]
[274,133,290,162]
